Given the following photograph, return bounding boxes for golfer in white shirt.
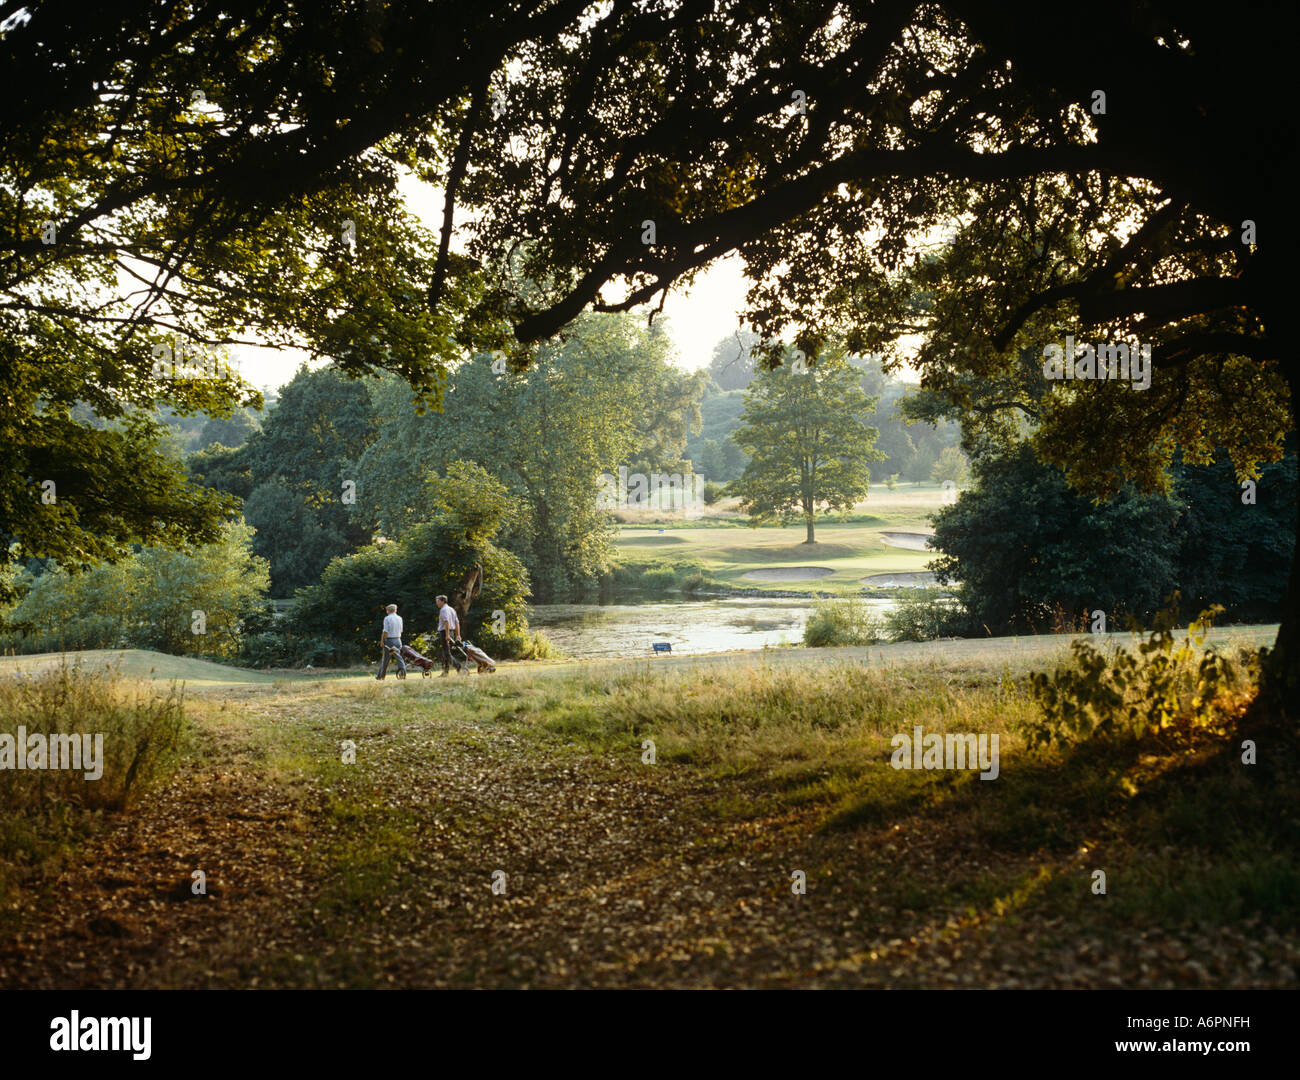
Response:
[377,603,407,679]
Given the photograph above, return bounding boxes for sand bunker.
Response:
[860,571,938,587]
[742,566,836,582]
[879,531,934,551]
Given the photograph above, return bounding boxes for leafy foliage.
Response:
[242,480,353,598]
[930,446,971,487]
[0,379,239,575]
[0,4,520,585]
[190,364,379,595]
[802,599,884,647]
[187,443,256,502]
[198,407,262,451]
[687,349,960,486]
[288,463,532,660]
[355,312,702,598]
[1,522,269,658]
[929,443,1296,634]
[1028,605,1257,749]
[929,444,1183,634]
[1172,445,1298,623]
[882,588,963,643]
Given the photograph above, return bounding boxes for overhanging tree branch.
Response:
[516,141,1132,341]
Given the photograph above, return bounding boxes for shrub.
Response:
[703,480,726,505]
[883,587,963,642]
[679,571,711,594]
[238,597,278,637]
[127,521,270,657]
[803,599,885,647]
[0,615,126,656]
[610,559,717,596]
[0,522,269,658]
[466,627,561,661]
[640,566,680,592]
[928,443,1185,635]
[1027,605,1255,749]
[288,520,531,662]
[1,562,131,653]
[238,631,297,668]
[610,563,643,590]
[295,636,349,667]
[518,630,561,660]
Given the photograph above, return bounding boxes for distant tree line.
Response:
[187,312,705,602]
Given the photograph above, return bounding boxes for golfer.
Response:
[434,595,461,676]
[376,602,407,679]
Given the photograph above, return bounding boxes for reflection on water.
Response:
[528,596,899,658]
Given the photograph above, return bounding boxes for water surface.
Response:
[528,596,898,658]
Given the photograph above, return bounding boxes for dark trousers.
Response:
[378,636,407,678]
[440,635,454,673]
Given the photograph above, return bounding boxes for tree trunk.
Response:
[1253,254,1298,728]
[450,562,483,625]
[1257,380,1300,725]
[805,515,815,544]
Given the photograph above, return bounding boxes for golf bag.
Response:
[445,638,468,672]
[460,638,497,673]
[448,637,496,673]
[399,643,437,675]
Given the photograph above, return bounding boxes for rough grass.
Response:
[0,659,186,812]
[0,661,188,928]
[3,635,1296,987]
[479,648,1298,935]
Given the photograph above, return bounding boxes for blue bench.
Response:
[651,641,672,654]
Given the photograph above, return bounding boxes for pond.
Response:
[527,595,900,658]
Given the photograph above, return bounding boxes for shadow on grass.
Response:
[818,715,1300,930]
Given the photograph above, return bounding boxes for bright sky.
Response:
[230,173,754,393]
[231,261,749,392]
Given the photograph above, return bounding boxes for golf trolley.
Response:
[382,642,435,678]
[382,637,496,677]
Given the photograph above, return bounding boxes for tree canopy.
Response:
[355,311,704,597]
[931,442,1297,636]
[191,364,378,595]
[288,461,531,660]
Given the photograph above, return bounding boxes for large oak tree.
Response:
[452,1,1298,712]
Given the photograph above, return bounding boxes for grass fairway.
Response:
[1,624,1280,690]
[0,649,290,688]
[2,625,1295,989]
[614,483,947,591]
